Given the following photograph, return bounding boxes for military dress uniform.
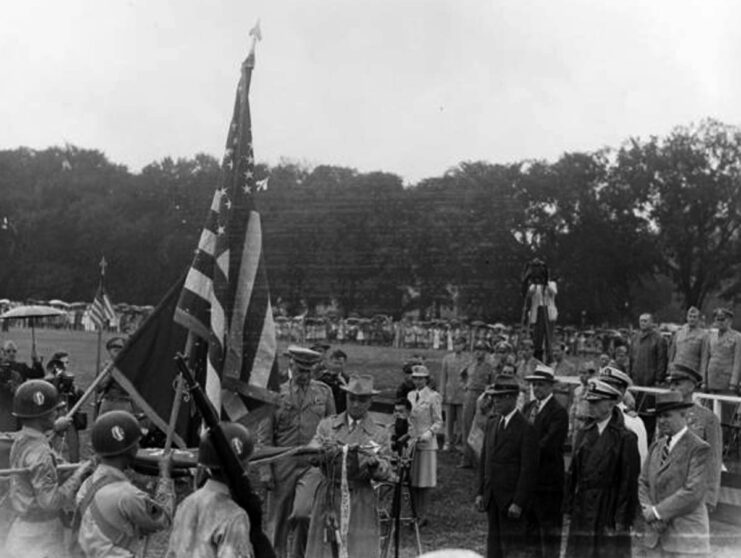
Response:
[76,463,173,558]
[258,377,335,558]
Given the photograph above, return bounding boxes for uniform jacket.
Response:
[565,408,640,558]
[477,411,539,512]
[638,429,710,555]
[668,325,708,374]
[167,479,253,558]
[704,328,741,391]
[76,463,173,558]
[439,351,468,405]
[685,403,723,507]
[523,395,568,493]
[408,386,443,451]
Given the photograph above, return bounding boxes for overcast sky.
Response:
[2,0,739,183]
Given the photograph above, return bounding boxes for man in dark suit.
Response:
[523,365,568,558]
[638,391,710,556]
[475,375,539,558]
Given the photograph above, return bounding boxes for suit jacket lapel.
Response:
[658,432,689,474]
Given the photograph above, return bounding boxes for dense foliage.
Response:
[1,119,739,323]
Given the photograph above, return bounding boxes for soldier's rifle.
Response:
[174,353,276,558]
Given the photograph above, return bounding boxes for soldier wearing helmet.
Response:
[5,380,93,558]
[167,422,256,558]
[75,410,174,558]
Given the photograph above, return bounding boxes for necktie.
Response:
[416,391,420,403]
[349,419,356,432]
[528,403,538,424]
[661,435,672,465]
[498,418,506,434]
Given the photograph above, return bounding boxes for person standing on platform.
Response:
[638,391,711,557]
[666,363,723,513]
[475,375,538,558]
[459,341,494,469]
[258,346,335,558]
[668,306,708,375]
[439,335,468,451]
[522,365,568,558]
[5,380,92,558]
[407,365,443,526]
[704,308,741,429]
[565,379,640,558]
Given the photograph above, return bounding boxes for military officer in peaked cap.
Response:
[565,379,640,558]
[258,345,335,558]
[599,366,649,464]
[75,410,174,558]
[5,380,93,558]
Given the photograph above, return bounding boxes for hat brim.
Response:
[339,386,380,395]
[647,401,694,415]
[525,375,556,383]
[666,373,701,385]
[585,393,618,401]
[485,388,520,396]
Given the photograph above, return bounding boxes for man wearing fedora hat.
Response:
[666,363,722,512]
[600,366,649,464]
[638,391,711,557]
[475,375,538,558]
[565,379,640,558]
[258,346,335,558]
[522,365,568,558]
[305,374,394,558]
[460,341,494,469]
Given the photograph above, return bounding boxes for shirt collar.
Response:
[668,426,689,452]
[537,393,553,410]
[502,407,518,427]
[94,463,129,482]
[203,479,231,495]
[596,415,611,434]
[19,425,47,440]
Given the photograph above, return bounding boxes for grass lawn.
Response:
[2,328,739,557]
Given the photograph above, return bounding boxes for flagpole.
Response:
[95,257,107,377]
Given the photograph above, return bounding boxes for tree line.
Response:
[1,118,739,325]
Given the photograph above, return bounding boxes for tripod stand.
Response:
[378,453,423,558]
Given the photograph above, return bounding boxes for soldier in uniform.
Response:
[96,337,134,416]
[167,422,255,558]
[459,341,495,469]
[305,375,394,558]
[258,346,335,558]
[439,335,468,451]
[5,380,92,558]
[76,410,173,558]
[666,363,723,512]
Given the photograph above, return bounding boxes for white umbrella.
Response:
[0,305,67,354]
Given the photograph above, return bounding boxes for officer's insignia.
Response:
[231,437,243,455]
[111,425,125,442]
[33,391,45,406]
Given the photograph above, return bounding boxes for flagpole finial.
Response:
[99,256,108,277]
[246,19,262,63]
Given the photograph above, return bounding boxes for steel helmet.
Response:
[92,410,142,457]
[12,380,60,418]
[198,422,254,469]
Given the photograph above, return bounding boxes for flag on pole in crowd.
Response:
[174,24,280,420]
[90,257,116,329]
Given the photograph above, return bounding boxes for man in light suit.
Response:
[475,375,539,558]
[638,391,710,557]
[666,363,723,513]
[522,364,568,558]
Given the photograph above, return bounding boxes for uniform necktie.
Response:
[349,419,356,432]
[416,391,420,403]
[661,435,672,465]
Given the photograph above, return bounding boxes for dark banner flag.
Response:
[174,27,280,421]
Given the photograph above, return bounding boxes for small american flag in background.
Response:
[174,41,278,420]
[90,285,116,330]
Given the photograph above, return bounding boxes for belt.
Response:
[17,510,59,523]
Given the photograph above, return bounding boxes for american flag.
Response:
[174,42,278,420]
[90,285,116,330]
